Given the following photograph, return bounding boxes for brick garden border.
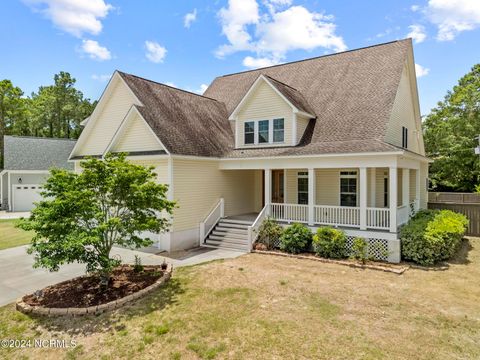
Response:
[16,263,173,317]
[252,250,409,274]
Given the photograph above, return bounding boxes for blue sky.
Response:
[1,0,479,115]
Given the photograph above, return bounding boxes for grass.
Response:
[0,219,33,250]
[0,238,479,359]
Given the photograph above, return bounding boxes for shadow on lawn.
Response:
[30,277,185,336]
[448,238,473,265]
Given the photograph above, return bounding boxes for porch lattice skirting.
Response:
[271,234,392,262]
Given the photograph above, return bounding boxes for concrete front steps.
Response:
[202,218,252,252]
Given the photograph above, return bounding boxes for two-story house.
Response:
[69,39,429,263]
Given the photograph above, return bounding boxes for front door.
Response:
[272,170,284,203]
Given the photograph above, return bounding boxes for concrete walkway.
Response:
[0,245,243,306]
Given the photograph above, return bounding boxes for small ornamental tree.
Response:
[17,153,176,286]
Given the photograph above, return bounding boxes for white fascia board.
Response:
[6,170,50,174]
[80,116,90,126]
[69,71,143,159]
[103,105,170,157]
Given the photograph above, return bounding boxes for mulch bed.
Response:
[23,265,165,308]
[252,249,409,274]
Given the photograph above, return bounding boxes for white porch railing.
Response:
[199,198,224,242]
[247,205,269,251]
[366,207,390,230]
[397,204,409,226]
[271,203,308,223]
[315,205,359,227]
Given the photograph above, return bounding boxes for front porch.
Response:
[257,166,420,232]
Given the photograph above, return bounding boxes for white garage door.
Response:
[12,184,43,212]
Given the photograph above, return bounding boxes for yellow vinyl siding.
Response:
[375,168,389,208]
[409,170,416,202]
[131,159,169,185]
[296,114,310,144]
[74,79,138,156]
[172,159,256,232]
[385,63,422,154]
[111,112,163,153]
[236,81,293,147]
[316,169,339,206]
[285,169,299,204]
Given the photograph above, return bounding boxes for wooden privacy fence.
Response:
[428,192,480,236]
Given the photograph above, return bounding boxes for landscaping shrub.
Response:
[257,217,283,250]
[312,227,347,259]
[279,223,312,254]
[401,209,468,266]
[350,237,369,264]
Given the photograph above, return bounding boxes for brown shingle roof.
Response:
[118,72,234,157]
[206,39,411,148]
[117,39,412,158]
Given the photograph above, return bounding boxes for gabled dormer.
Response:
[228,74,315,148]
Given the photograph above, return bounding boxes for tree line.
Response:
[0,72,96,168]
[423,64,480,192]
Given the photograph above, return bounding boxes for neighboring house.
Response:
[0,136,76,212]
[70,39,429,262]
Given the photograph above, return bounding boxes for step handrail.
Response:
[199,198,224,243]
[247,204,269,252]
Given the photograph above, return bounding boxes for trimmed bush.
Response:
[279,223,312,254]
[401,209,468,266]
[350,237,369,264]
[257,217,283,250]
[312,227,347,259]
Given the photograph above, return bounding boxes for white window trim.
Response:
[243,118,285,146]
[339,170,358,207]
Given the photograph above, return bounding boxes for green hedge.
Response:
[312,227,347,259]
[400,209,468,266]
[279,223,312,254]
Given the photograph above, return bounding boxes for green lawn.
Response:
[0,219,33,250]
[1,238,479,359]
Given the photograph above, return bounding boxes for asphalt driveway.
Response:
[0,245,242,306]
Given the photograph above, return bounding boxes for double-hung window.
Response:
[244,121,255,144]
[258,120,269,143]
[273,118,284,142]
[297,171,308,205]
[340,171,357,207]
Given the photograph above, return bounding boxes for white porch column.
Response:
[264,169,271,215]
[415,168,421,211]
[359,167,367,230]
[389,167,398,233]
[369,168,376,207]
[402,168,410,208]
[308,168,315,226]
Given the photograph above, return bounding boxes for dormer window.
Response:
[273,118,284,142]
[258,120,269,143]
[245,121,255,144]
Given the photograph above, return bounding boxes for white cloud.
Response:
[425,0,480,41]
[407,24,427,43]
[411,5,420,12]
[184,8,197,28]
[243,56,280,69]
[24,0,112,37]
[81,39,111,60]
[216,0,260,57]
[91,74,110,82]
[197,84,209,94]
[165,82,176,88]
[415,63,430,77]
[145,41,167,63]
[216,0,347,68]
